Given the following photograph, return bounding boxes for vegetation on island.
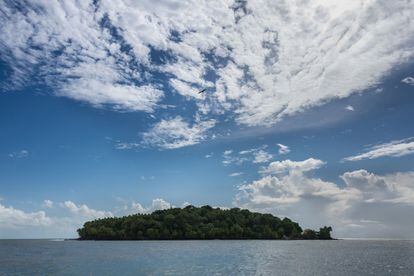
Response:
[77,205,332,240]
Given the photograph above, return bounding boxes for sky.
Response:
[0,0,414,239]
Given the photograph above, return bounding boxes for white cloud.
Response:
[43,200,53,209]
[223,150,233,156]
[224,145,275,165]
[169,76,205,100]
[239,149,256,155]
[62,201,113,220]
[1,0,413,129]
[181,202,192,208]
[345,105,354,111]
[277,143,290,155]
[340,170,414,204]
[205,153,213,158]
[8,150,29,159]
[128,202,146,214]
[260,158,326,175]
[253,150,273,164]
[120,198,172,215]
[229,172,243,177]
[151,198,172,210]
[0,200,114,238]
[59,81,164,113]
[0,202,52,229]
[236,158,414,238]
[222,149,248,166]
[115,142,140,150]
[220,1,414,126]
[0,198,174,238]
[344,137,414,161]
[141,116,216,149]
[0,1,164,112]
[401,76,414,85]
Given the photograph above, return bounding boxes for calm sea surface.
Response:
[0,239,413,275]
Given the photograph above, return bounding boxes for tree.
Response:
[318,226,333,240]
[301,229,317,239]
[77,206,330,240]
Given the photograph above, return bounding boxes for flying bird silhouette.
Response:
[198,88,207,94]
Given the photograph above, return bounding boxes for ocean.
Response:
[0,239,413,275]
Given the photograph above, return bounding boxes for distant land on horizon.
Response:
[77,205,333,240]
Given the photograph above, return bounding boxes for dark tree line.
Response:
[77,205,332,240]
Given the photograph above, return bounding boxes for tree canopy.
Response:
[77,205,332,240]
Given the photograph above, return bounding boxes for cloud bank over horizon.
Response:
[236,158,414,239]
[0,198,175,238]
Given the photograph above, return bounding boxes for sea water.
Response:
[0,239,413,275]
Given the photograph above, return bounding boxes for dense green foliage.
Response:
[77,206,332,240]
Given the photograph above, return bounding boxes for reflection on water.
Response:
[0,239,413,275]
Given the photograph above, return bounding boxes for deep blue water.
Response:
[0,239,413,275]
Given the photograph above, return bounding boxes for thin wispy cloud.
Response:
[0,0,413,149]
[344,138,414,162]
[345,105,355,112]
[229,172,243,177]
[141,116,216,149]
[223,146,274,165]
[252,150,273,164]
[8,150,29,159]
[277,144,290,155]
[401,76,414,86]
[222,149,248,166]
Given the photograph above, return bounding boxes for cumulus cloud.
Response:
[236,158,414,238]
[151,198,172,210]
[340,170,414,204]
[62,201,113,220]
[119,198,172,215]
[127,202,146,214]
[344,137,414,161]
[141,116,216,149]
[1,0,413,131]
[0,202,52,229]
[260,158,326,175]
[0,200,116,238]
[401,76,414,85]
[0,198,171,238]
[277,143,290,155]
[43,200,53,209]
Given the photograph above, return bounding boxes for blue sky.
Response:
[1,0,414,238]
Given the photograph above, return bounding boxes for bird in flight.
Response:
[198,88,207,94]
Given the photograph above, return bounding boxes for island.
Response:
[77,205,332,240]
